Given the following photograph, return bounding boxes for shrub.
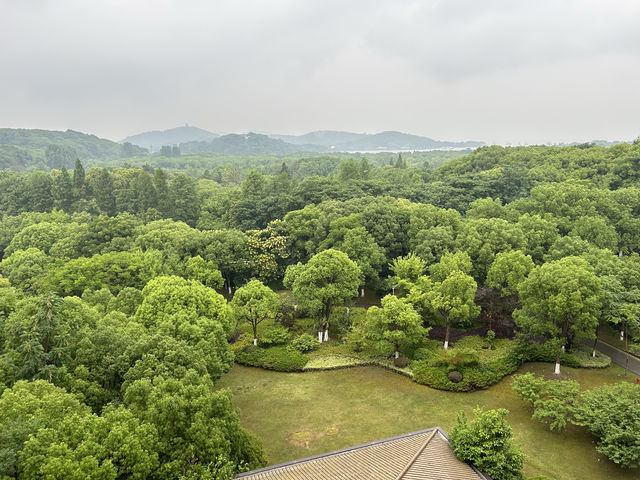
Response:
[412,343,519,392]
[261,346,308,371]
[394,356,410,368]
[628,344,640,357]
[413,347,435,361]
[512,373,580,431]
[511,336,581,367]
[259,325,290,346]
[291,333,319,353]
[453,335,486,350]
[486,329,496,349]
[572,382,640,468]
[431,348,479,370]
[569,344,611,368]
[450,408,525,480]
[229,334,253,356]
[235,346,308,372]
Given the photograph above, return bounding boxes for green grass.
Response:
[217,362,637,480]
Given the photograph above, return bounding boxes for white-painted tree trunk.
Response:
[394,351,399,359]
[324,328,329,342]
[294,304,297,311]
[228,285,232,295]
[360,287,365,297]
[592,349,597,357]
[444,340,449,350]
[318,331,323,343]
[561,345,565,353]
[391,286,395,295]
[253,338,257,346]
[621,330,625,341]
[555,362,561,375]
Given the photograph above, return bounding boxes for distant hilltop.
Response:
[121,126,485,153]
[270,130,485,151]
[120,125,219,152]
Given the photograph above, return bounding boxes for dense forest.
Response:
[1,138,640,478]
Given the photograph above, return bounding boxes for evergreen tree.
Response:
[153,168,170,216]
[133,171,157,214]
[52,167,74,212]
[72,159,85,198]
[169,173,199,226]
[92,168,116,216]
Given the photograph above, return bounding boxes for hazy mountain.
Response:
[121,125,219,151]
[0,128,146,165]
[271,130,484,151]
[180,132,322,155]
[272,130,365,146]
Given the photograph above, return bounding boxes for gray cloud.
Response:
[1,0,639,143]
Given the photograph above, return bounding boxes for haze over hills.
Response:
[271,130,484,151]
[121,125,219,151]
[0,128,147,170]
[180,132,320,155]
[122,126,485,153]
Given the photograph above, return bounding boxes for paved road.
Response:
[582,338,640,376]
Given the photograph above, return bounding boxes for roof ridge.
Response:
[235,427,440,478]
[394,429,438,480]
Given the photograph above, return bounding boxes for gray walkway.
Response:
[582,338,640,376]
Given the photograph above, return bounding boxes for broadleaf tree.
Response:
[284,249,360,343]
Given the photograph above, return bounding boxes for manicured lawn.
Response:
[217,362,637,480]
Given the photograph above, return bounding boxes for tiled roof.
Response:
[236,427,486,480]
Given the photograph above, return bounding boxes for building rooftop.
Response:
[236,427,487,480]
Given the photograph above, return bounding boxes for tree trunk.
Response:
[444,320,451,350]
[621,330,624,341]
[360,287,365,297]
[592,325,599,357]
[555,356,561,375]
[394,350,399,359]
[318,331,323,343]
[253,337,257,346]
[322,300,332,344]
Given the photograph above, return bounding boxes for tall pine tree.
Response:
[72,159,85,199]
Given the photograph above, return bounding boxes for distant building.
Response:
[236,427,487,479]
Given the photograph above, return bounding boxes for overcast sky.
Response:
[2,0,639,144]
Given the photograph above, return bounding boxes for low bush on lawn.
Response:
[291,333,319,352]
[235,345,308,372]
[570,344,611,368]
[412,340,519,391]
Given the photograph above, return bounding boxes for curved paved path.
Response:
[583,339,640,376]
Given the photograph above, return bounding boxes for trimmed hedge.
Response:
[412,347,519,392]
[235,345,308,372]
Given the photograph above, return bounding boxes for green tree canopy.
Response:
[284,249,360,342]
[450,408,525,480]
[514,256,602,374]
[231,279,280,345]
[364,295,429,358]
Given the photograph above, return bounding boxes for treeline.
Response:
[0,128,146,170]
[2,141,640,477]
